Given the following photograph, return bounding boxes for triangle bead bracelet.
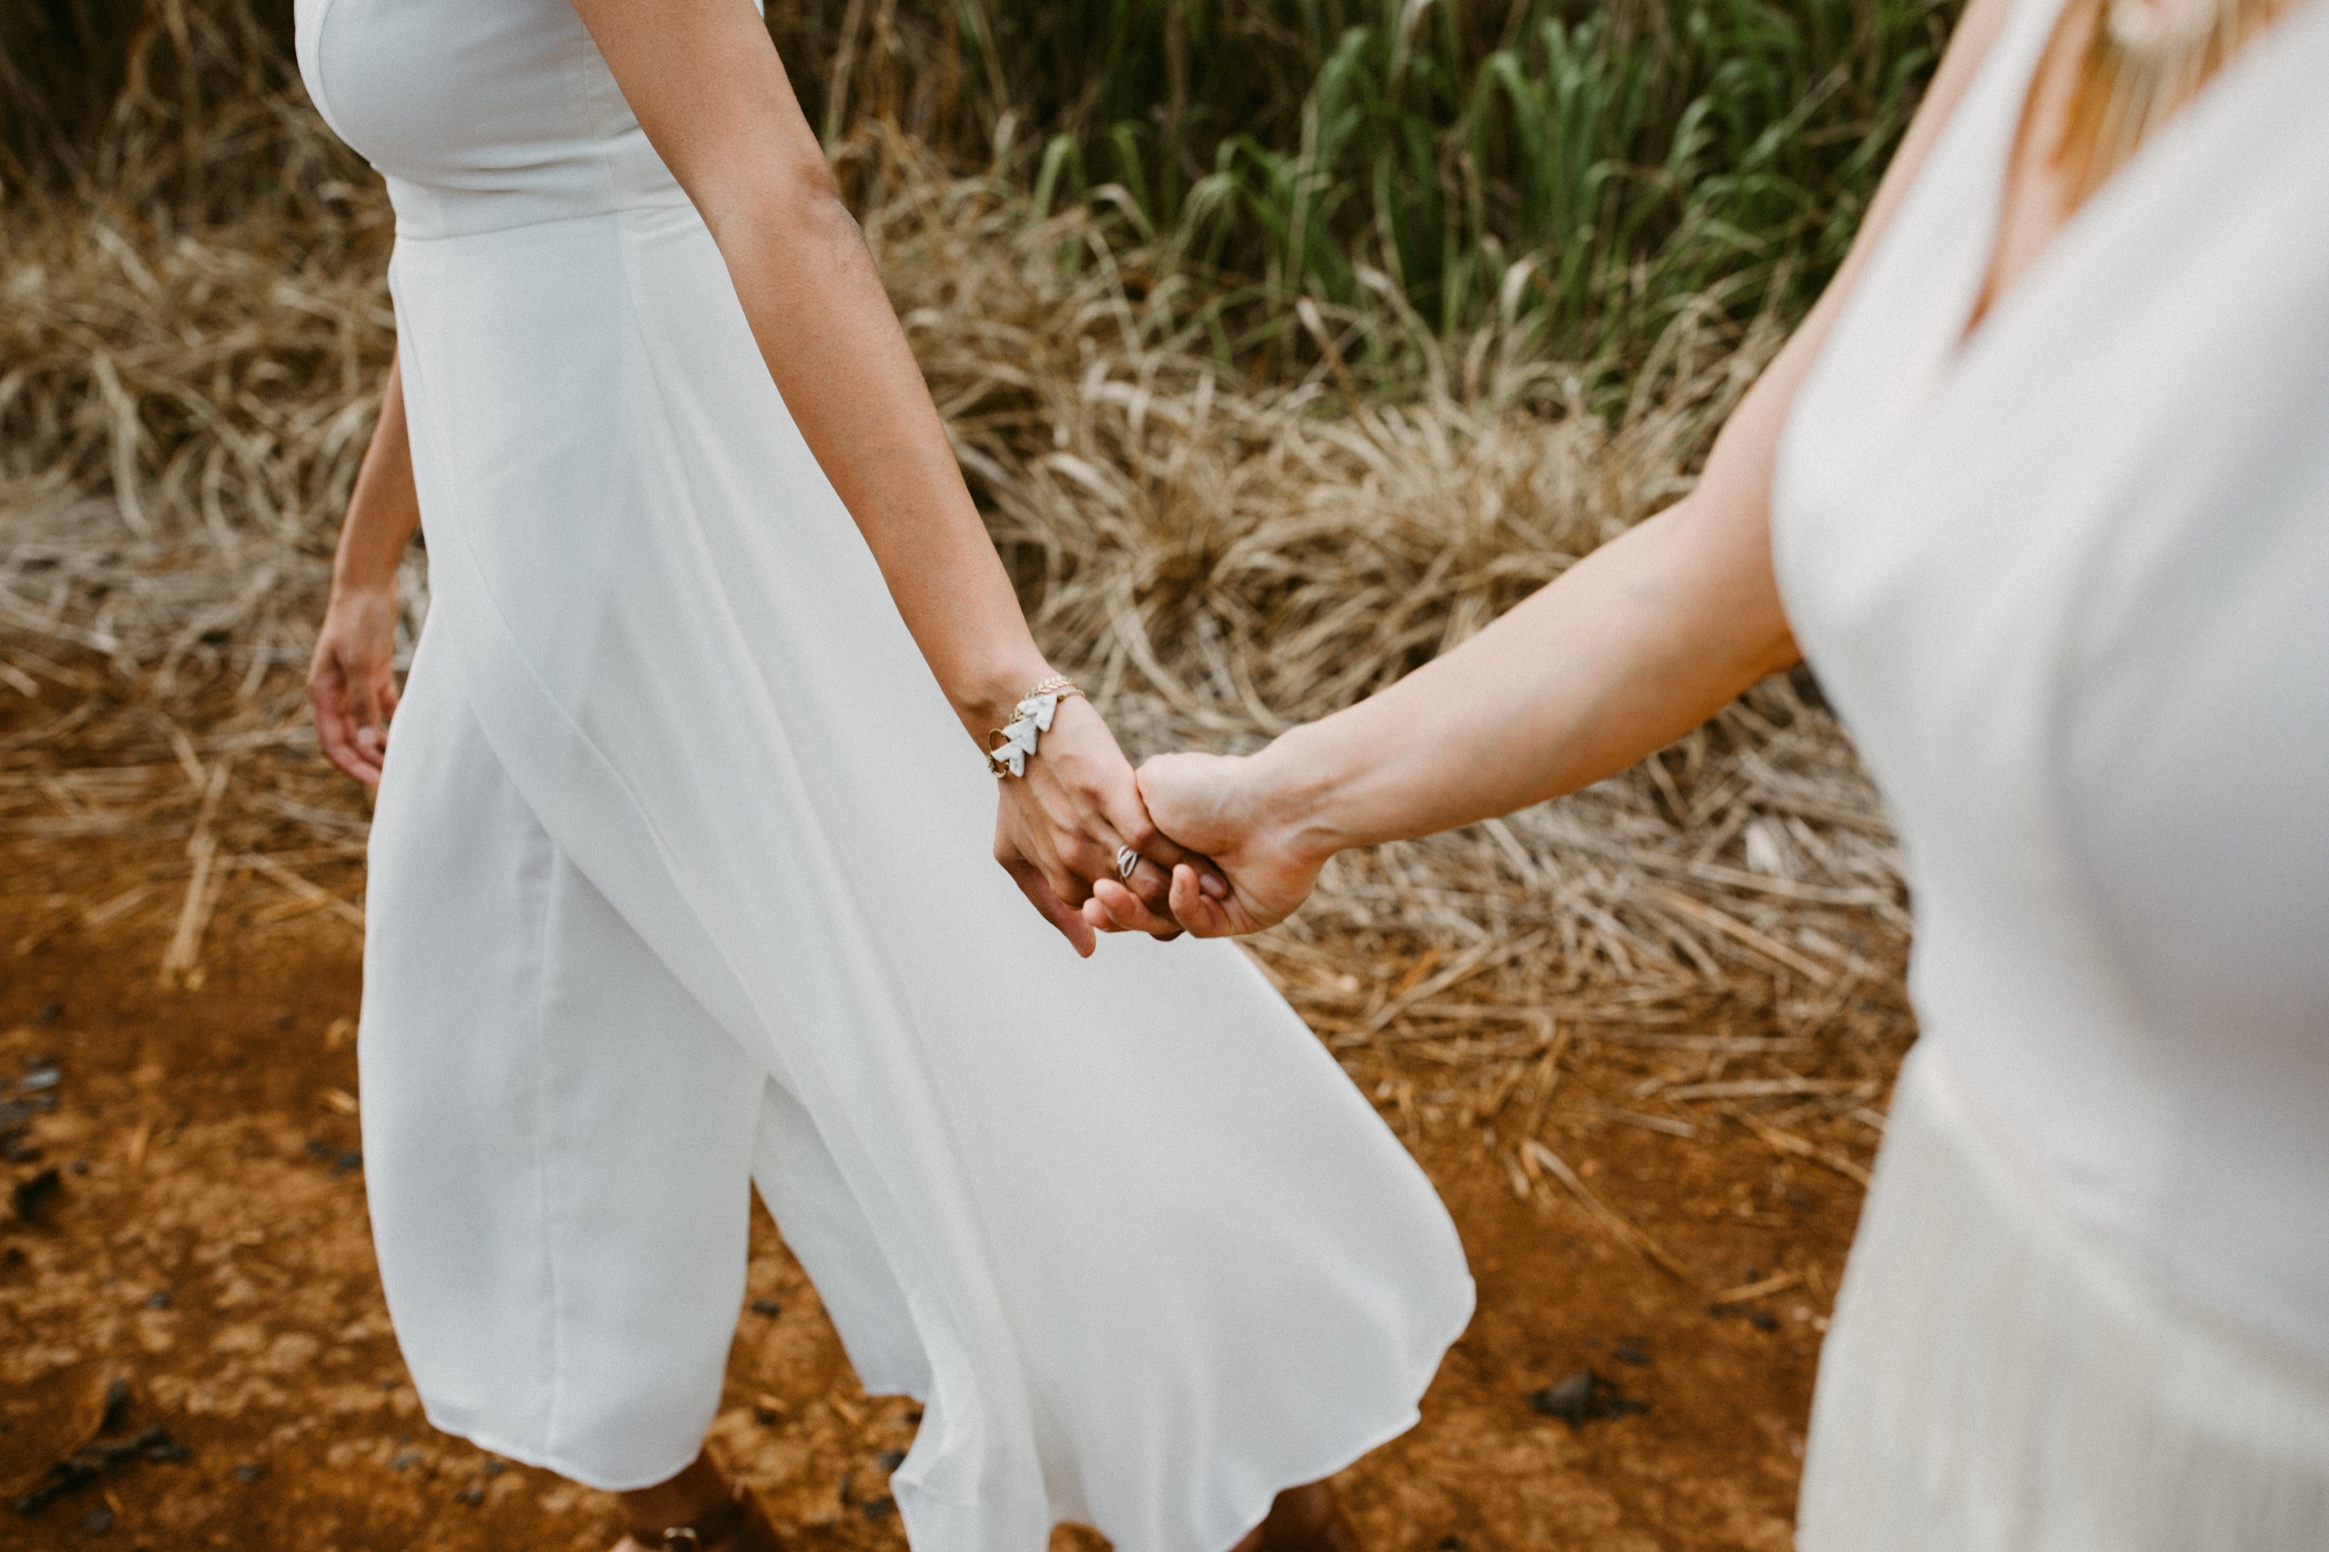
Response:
[986,676,1084,778]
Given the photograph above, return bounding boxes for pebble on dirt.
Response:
[1528,1368,1650,1430]
[1707,1301,1783,1332]
[10,1381,193,1516]
[13,1165,62,1223]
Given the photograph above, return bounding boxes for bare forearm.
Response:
[562,0,1048,746]
[711,187,1046,742]
[1249,493,1799,857]
[332,351,422,593]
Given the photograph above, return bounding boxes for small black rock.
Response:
[141,1428,192,1465]
[877,1450,906,1471]
[1528,1368,1649,1430]
[749,1298,781,1317]
[1437,1538,1467,1551]
[83,1503,116,1534]
[37,1001,62,1024]
[13,1166,62,1223]
[458,1484,485,1506]
[146,1290,172,1310]
[1747,1308,1779,1332]
[484,1458,508,1477]
[234,1462,266,1485]
[1611,1341,1651,1367]
[304,1139,332,1160]
[333,1150,363,1176]
[391,1448,423,1472]
[861,1495,896,1523]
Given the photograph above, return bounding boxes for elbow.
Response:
[697,150,850,251]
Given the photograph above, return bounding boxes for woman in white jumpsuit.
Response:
[295,1,1473,1549]
[1125,0,2329,1542]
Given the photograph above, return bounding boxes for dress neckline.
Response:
[1950,0,2317,366]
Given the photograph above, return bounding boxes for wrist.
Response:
[328,565,400,607]
[1247,723,1352,870]
[951,655,1057,746]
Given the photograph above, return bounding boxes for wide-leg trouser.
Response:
[361,625,924,1490]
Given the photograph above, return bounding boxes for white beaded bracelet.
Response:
[986,676,1083,778]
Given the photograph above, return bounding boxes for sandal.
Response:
[623,1482,784,1552]
[1230,1481,1364,1552]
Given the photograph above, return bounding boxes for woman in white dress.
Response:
[1113,0,2329,1542]
[296,1,1473,1549]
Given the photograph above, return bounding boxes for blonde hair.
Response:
[2061,0,2301,200]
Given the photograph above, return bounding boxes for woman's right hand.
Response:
[308,583,403,785]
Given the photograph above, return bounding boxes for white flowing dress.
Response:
[291,4,1473,1546]
[1774,0,2329,1542]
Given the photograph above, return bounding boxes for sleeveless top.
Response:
[1773,0,2329,1367]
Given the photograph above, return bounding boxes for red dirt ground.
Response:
[1,688,1904,1552]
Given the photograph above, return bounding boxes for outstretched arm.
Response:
[566,0,1207,953]
[1102,0,2014,937]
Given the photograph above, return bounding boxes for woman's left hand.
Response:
[992,697,1215,956]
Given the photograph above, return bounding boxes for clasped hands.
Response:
[996,695,1316,954]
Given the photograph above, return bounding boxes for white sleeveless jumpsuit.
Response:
[291,5,1473,1547]
[1775,0,2329,1541]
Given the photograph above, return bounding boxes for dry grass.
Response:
[0,6,1914,1086]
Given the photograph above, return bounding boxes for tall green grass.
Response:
[808,0,1955,385]
[4,0,1956,390]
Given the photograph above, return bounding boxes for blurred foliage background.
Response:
[0,0,1936,1002]
[5,0,1954,392]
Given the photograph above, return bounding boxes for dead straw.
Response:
[1,6,1914,1196]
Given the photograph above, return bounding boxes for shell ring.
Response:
[1115,845,1140,881]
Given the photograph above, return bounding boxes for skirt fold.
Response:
[1799,1045,2329,1551]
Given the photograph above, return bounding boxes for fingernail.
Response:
[1200,872,1229,899]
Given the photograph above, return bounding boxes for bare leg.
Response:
[1229,1480,1364,1552]
[612,1448,782,1552]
